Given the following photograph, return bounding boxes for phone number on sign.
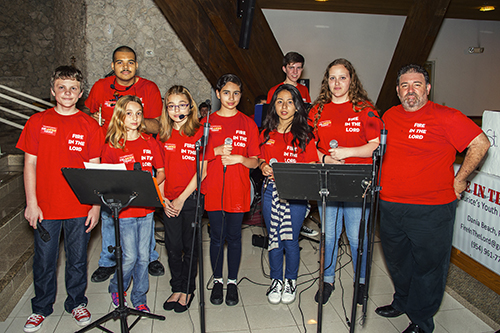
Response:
[471,240,500,262]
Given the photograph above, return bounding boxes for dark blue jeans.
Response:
[379,200,457,333]
[208,211,244,280]
[32,217,90,316]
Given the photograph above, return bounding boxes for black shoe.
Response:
[174,293,194,313]
[356,283,366,305]
[163,294,179,311]
[148,260,165,276]
[375,304,404,318]
[402,322,425,333]
[91,266,116,283]
[314,282,334,304]
[210,281,224,305]
[225,283,239,306]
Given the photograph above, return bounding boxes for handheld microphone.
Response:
[329,140,338,149]
[263,158,278,190]
[37,222,51,243]
[223,137,233,173]
[368,111,387,156]
[133,162,142,171]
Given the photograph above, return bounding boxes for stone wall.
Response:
[0,0,55,99]
[84,0,211,105]
[54,0,87,81]
[0,0,211,106]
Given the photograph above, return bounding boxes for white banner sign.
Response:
[480,110,500,177]
[453,165,500,275]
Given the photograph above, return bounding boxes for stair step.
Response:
[0,154,32,321]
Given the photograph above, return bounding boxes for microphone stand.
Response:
[193,119,210,333]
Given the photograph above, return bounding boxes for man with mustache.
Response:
[85,45,165,283]
[375,64,489,333]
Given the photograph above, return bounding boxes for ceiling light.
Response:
[479,5,495,11]
[315,0,329,2]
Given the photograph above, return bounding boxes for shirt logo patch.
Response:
[119,154,136,164]
[265,139,275,145]
[165,143,176,152]
[211,125,222,132]
[318,120,331,128]
[41,125,57,136]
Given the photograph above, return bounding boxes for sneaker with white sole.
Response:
[300,225,318,237]
[266,279,283,304]
[135,304,150,313]
[72,304,91,326]
[281,278,297,304]
[111,292,128,308]
[24,314,45,332]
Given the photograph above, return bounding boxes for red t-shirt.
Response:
[16,108,103,219]
[85,76,162,133]
[380,101,483,205]
[259,131,318,164]
[101,134,164,218]
[267,82,311,104]
[308,101,382,164]
[158,127,205,200]
[202,111,260,212]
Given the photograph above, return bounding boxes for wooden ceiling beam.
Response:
[154,0,284,114]
[375,0,451,113]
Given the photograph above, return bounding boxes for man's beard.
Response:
[400,92,424,110]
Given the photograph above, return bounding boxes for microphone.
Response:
[205,99,211,107]
[133,162,142,171]
[329,140,338,149]
[263,158,278,190]
[179,114,186,120]
[223,137,233,172]
[368,111,387,156]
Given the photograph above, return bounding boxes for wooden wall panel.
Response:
[375,0,451,113]
[154,0,284,114]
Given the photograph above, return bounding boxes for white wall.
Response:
[263,9,500,116]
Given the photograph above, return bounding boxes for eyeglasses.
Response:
[167,103,189,111]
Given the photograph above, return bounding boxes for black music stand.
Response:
[62,168,166,333]
[273,163,372,333]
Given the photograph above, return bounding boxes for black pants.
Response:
[163,194,203,293]
[379,199,457,333]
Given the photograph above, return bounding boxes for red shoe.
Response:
[135,304,150,313]
[24,314,45,332]
[72,304,92,326]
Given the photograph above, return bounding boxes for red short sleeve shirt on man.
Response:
[85,76,162,133]
[101,134,163,218]
[267,82,311,104]
[16,108,103,220]
[158,127,204,200]
[259,131,318,164]
[201,111,260,212]
[308,101,382,164]
[380,101,483,205]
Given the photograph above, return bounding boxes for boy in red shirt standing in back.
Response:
[17,66,103,332]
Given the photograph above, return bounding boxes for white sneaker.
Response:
[281,279,297,304]
[266,279,283,304]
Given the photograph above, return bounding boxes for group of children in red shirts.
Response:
[18,48,383,332]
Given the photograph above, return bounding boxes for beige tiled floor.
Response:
[0,220,497,333]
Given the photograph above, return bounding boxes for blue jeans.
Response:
[98,207,158,267]
[262,184,306,280]
[379,200,457,333]
[208,211,244,280]
[107,212,153,307]
[318,201,369,284]
[32,217,90,316]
